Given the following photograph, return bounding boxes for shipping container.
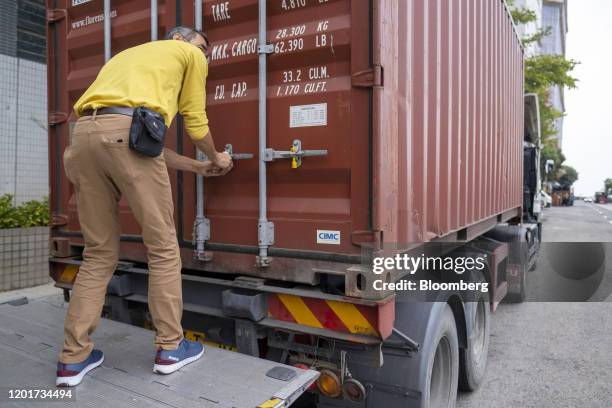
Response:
[48,0,523,288]
[47,1,528,407]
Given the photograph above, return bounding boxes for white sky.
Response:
[563,0,612,196]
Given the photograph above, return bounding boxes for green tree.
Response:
[604,178,612,194]
[559,165,579,187]
[507,1,553,46]
[524,55,579,142]
[541,141,566,179]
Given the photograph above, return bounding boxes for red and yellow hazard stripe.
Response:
[50,262,79,288]
[268,294,390,338]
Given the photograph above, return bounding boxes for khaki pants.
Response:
[60,114,183,364]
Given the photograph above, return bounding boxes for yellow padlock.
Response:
[290,145,298,169]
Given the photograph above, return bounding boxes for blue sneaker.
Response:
[56,349,104,387]
[154,339,204,374]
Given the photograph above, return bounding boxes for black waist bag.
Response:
[129,107,167,157]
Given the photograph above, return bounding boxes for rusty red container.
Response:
[47,0,523,284]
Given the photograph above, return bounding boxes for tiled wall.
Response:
[15,59,48,203]
[0,0,48,205]
[0,227,50,291]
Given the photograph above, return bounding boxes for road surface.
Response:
[458,201,612,408]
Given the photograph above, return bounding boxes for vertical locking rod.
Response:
[104,0,111,62]
[257,0,273,266]
[193,0,211,261]
[151,0,158,41]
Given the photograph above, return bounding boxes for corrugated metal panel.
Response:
[48,0,524,279]
[373,0,523,244]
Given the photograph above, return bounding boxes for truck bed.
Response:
[0,295,317,407]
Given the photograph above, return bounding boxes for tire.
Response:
[458,289,490,391]
[423,305,459,408]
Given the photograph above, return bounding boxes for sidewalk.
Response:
[0,282,62,304]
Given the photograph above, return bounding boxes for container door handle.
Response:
[224,144,254,160]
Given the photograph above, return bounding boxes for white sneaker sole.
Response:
[56,355,104,387]
[153,347,205,375]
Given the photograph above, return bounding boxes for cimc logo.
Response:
[317,230,341,245]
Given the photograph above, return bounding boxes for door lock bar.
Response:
[225,144,254,160]
[263,140,328,169]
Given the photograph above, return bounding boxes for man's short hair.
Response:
[165,26,209,45]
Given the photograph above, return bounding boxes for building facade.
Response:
[513,0,544,57]
[512,0,568,148]
[0,0,48,205]
[541,0,568,147]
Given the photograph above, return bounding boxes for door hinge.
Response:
[51,214,68,227]
[49,112,68,126]
[352,65,384,88]
[46,9,67,23]
[351,230,383,247]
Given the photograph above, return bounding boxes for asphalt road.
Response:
[457,200,612,408]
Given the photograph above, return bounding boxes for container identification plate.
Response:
[317,230,341,245]
[290,103,328,128]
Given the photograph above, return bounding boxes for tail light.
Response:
[316,369,342,398]
[342,378,367,402]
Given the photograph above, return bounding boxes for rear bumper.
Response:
[49,258,395,345]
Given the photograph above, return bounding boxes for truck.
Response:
[46,0,537,406]
[595,192,608,205]
[523,94,543,224]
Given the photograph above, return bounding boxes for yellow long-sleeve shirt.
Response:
[74,40,209,140]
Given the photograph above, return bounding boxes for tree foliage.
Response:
[524,55,579,94]
[507,0,537,24]
[559,165,579,187]
[604,178,612,194]
[541,141,566,179]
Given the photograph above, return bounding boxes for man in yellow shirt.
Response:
[56,27,232,387]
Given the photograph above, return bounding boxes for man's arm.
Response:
[191,129,232,169]
[178,47,232,170]
[163,148,230,176]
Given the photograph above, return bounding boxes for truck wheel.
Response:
[458,292,490,391]
[423,305,459,408]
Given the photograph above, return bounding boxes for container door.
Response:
[181,0,372,258]
[48,0,180,241]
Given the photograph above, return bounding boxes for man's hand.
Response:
[212,151,233,170]
[163,148,233,177]
[196,160,233,177]
[191,130,234,172]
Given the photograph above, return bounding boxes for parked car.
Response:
[539,191,553,208]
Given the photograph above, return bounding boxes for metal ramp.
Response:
[0,295,318,408]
